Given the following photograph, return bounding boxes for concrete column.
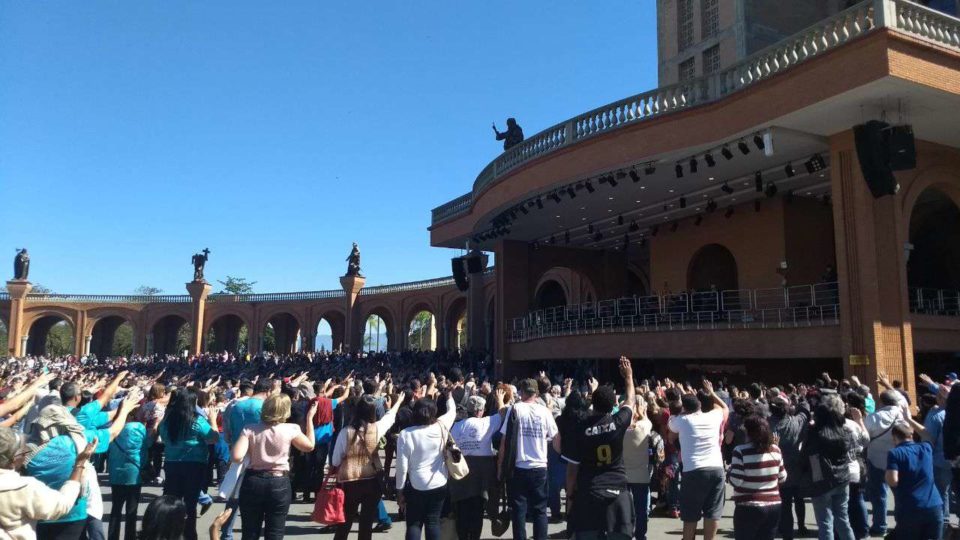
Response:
[442,323,450,351]
[74,311,87,357]
[830,131,916,401]
[83,335,92,356]
[494,240,531,378]
[466,250,489,352]
[5,280,32,357]
[186,281,212,357]
[340,275,366,353]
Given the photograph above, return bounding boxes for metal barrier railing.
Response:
[909,287,960,316]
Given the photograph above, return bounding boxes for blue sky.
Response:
[0,1,658,295]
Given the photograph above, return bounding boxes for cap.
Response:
[946,372,957,382]
[519,378,538,396]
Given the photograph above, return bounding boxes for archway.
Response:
[908,188,960,290]
[363,314,389,352]
[316,311,346,353]
[206,314,249,355]
[687,244,739,292]
[444,297,467,351]
[27,316,75,357]
[535,280,567,310]
[0,319,7,356]
[408,310,437,351]
[151,315,191,356]
[90,316,134,357]
[455,314,468,351]
[263,313,300,354]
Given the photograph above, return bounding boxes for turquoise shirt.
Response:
[108,422,148,485]
[227,398,263,446]
[27,428,111,524]
[314,399,340,445]
[159,416,217,463]
[73,401,110,430]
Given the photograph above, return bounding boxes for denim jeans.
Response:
[867,463,889,534]
[404,485,446,540]
[811,484,855,540]
[238,472,291,540]
[847,482,869,540]
[547,446,566,518]
[934,465,952,526]
[778,484,807,539]
[508,467,549,540]
[336,478,382,540]
[455,496,485,540]
[733,504,780,540]
[164,461,208,540]
[219,498,240,540]
[895,506,943,540]
[108,484,141,540]
[628,483,650,540]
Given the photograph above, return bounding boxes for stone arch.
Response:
[359,305,396,352]
[314,309,346,353]
[687,243,739,292]
[901,167,960,239]
[24,311,76,357]
[405,301,438,351]
[444,297,468,351]
[906,186,960,290]
[534,280,567,310]
[534,270,572,307]
[150,314,191,356]
[627,263,650,297]
[90,314,136,357]
[535,266,597,305]
[206,313,250,355]
[261,310,303,354]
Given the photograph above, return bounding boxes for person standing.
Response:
[623,394,660,540]
[864,389,906,537]
[106,415,151,540]
[728,416,787,540]
[803,394,855,540]
[219,379,271,540]
[885,422,944,540]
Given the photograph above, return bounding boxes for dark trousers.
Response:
[81,516,105,540]
[895,506,943,540]
[508,467,549,540]
[733,504,780,540]
[455,496,485,540]
[848,482,870,539]
[164,461,208,540]
[108,484,142,540]
[238,472,291,540]
[629,483,650,540]
[38,520,86,540]
[778,484,806,540]
[404,485,446,540]
[335,478,382,540]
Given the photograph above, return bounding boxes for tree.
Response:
[134,285,163,296]
[408,311,434,351]
[112,323,133,356]
[31,283,52,295]
[218,276,257,295]
[46,321,74,356]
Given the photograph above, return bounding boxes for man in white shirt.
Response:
[499,379,558,540]
[668,380,729,540]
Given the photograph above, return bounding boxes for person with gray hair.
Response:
[803,392,856,540]
[864,385,909,536]
[0,426,96,540]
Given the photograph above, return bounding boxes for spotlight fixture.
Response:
[805,154,826,174]
[629,169,640,183]
[608,176,619,187]
[695,215,703,226]
[689,157,698,174]
[725,207,735,219]
[753,133,766,151]
[704,153,716,167]
[679,197,687,209]
[567,187,576,198]
[644,163,657,175]
[616,171,627,180]
[617,214,624,226]
[585,181,595,193]
[675,163,684,178]
[598,175,608,184]
[706,199,718,213]
[784,163,796,177]
[721,146,734,160]
[721,183,734,195]
[663,204,670,212]
[588,224,594,234]
[755,171,763,192]
[536,198,544,209]
[755,199,762,212]
[628,221,640,232]
[670,222,679,233]
[765,182,778,198]
[564,230,571,244]
[550,193,561,204]
[651,226,659,237]
[738,139,751,155]
[520,206,529,215]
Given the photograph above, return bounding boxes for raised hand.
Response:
[618,356,633,379]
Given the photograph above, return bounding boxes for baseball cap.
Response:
[946,372,957,383]
[519,379,538,396]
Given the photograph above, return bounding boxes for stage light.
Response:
[679,197,687,208]
[618,214,624,226]
[608,176,619,188]
[471,236,479,244]
[616,171,627,180]
[705,153,716,167]
[689,157,698,174]
[765,182,778,198]
[565,230,570,244]
[670,222,679,232]
[753,133,766,151]
[550,193,561,204]
[755,199,762,212]
[520,205,529,215]
[675,163,683,178]
[536,198,543,209]
[785,163,796,177]
[695,215,703,226]
[651,226,659,236]
[644,163,657,175]
[706,199,718,213]
[629,169,640,182]
[755,171,763,193]
[663,204,670,212]
[738,139,750,155]
[725,207,735,218]
[567,187,576,198]
[721,183,734,195]
[629,221,640,232]
[532,241,540,250]
[585,181,595,193]
[805,154,826,174]
[721,146,734,160]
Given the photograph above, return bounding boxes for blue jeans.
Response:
[508,467,548,540]
[811,484,855,540]
[848,482,869,539]
[895,506,943,540]
[629,483,650,540]
[404,485,446,540]
[198,491,213,505]
[934,465,952,526]
[547,446,566,517]
[867,463,889,534]
[219,496,241,540]
[378,499,392,526]
[164,461,208,540]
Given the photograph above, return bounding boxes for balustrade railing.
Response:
[0,292,9,301]
[24,293,192,304]
[207,290,345,303]
[433,0,960,225]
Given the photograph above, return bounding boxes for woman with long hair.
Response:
[729,415,787,540]
[623,395,661,540]
[331,392,407,540]
[230,393,316,540]
[140,495,186,540]
[159,388,219,540]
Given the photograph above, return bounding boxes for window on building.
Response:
[701,0,719,39]
[679,57,696,82]
[703,45,720,75]
[678,0,695,51]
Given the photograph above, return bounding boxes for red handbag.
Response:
[311,474,345,525]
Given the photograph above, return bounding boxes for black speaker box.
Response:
[466,254,483,274]
[452,257,469,291]
[888,124,916,171]
[854,120,899,198]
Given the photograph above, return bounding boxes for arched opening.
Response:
[535,280,567,310]
[27,315,75,356]
[408,310,436,351]
[90,316,134,357]
[444,297,468,351]
[363,314,388,352]
[627,269,648,297]
[687,244,739,292]
[316,319,333,353]
[263,313,300,354]
[908,188,960,290]
[150,315,191,356]
[206,314,248,356]
[316,311,345,353]
[456,314,468,351]
[0,319,8,356]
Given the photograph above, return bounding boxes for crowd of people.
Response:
[0,349,958,540]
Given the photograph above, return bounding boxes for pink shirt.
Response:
[241,423,303,472]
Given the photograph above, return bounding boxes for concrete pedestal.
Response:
[6,280,32,357]
[340,275,366,352]
[186,280,212,356]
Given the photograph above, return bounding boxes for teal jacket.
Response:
[108,422,148,486]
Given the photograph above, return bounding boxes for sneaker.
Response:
[372,523,392,533]
[199,501,213,517]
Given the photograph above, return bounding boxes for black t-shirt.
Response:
[563,407,632,491]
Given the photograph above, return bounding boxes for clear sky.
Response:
[0,1,658,295]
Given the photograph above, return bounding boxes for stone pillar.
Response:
[830,131,916,401]
[466,251,489,352]
[6,280,32,357]
[186,281,212,357]
[74,311,87,357]
[494,240,531,378]
[340,275,366,352]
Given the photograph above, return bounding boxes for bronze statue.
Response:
[492,118,524,151]
[192,248,210,281]
[345,243,362,277]
[13,248,29,280]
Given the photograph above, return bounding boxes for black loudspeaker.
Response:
[888,125,916,171]
[854,120,899,198]
[452,257,469,291]
[465,253,483,274]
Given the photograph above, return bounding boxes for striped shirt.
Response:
[729,443,787,506]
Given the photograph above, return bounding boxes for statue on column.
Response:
[345,243,362,277]
[191,248,210,281]
[13,248,29,280]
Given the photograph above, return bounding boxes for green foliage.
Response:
[408,311,434,351]
[134,285,163,296]
[363,315,386,351]
[31,283,52,295]
[113,323,133,356]
[175,324,192,355]
[0,319,7,355]
[218,276,257,295]
[262,324,276,351]
[46,321,74,356]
